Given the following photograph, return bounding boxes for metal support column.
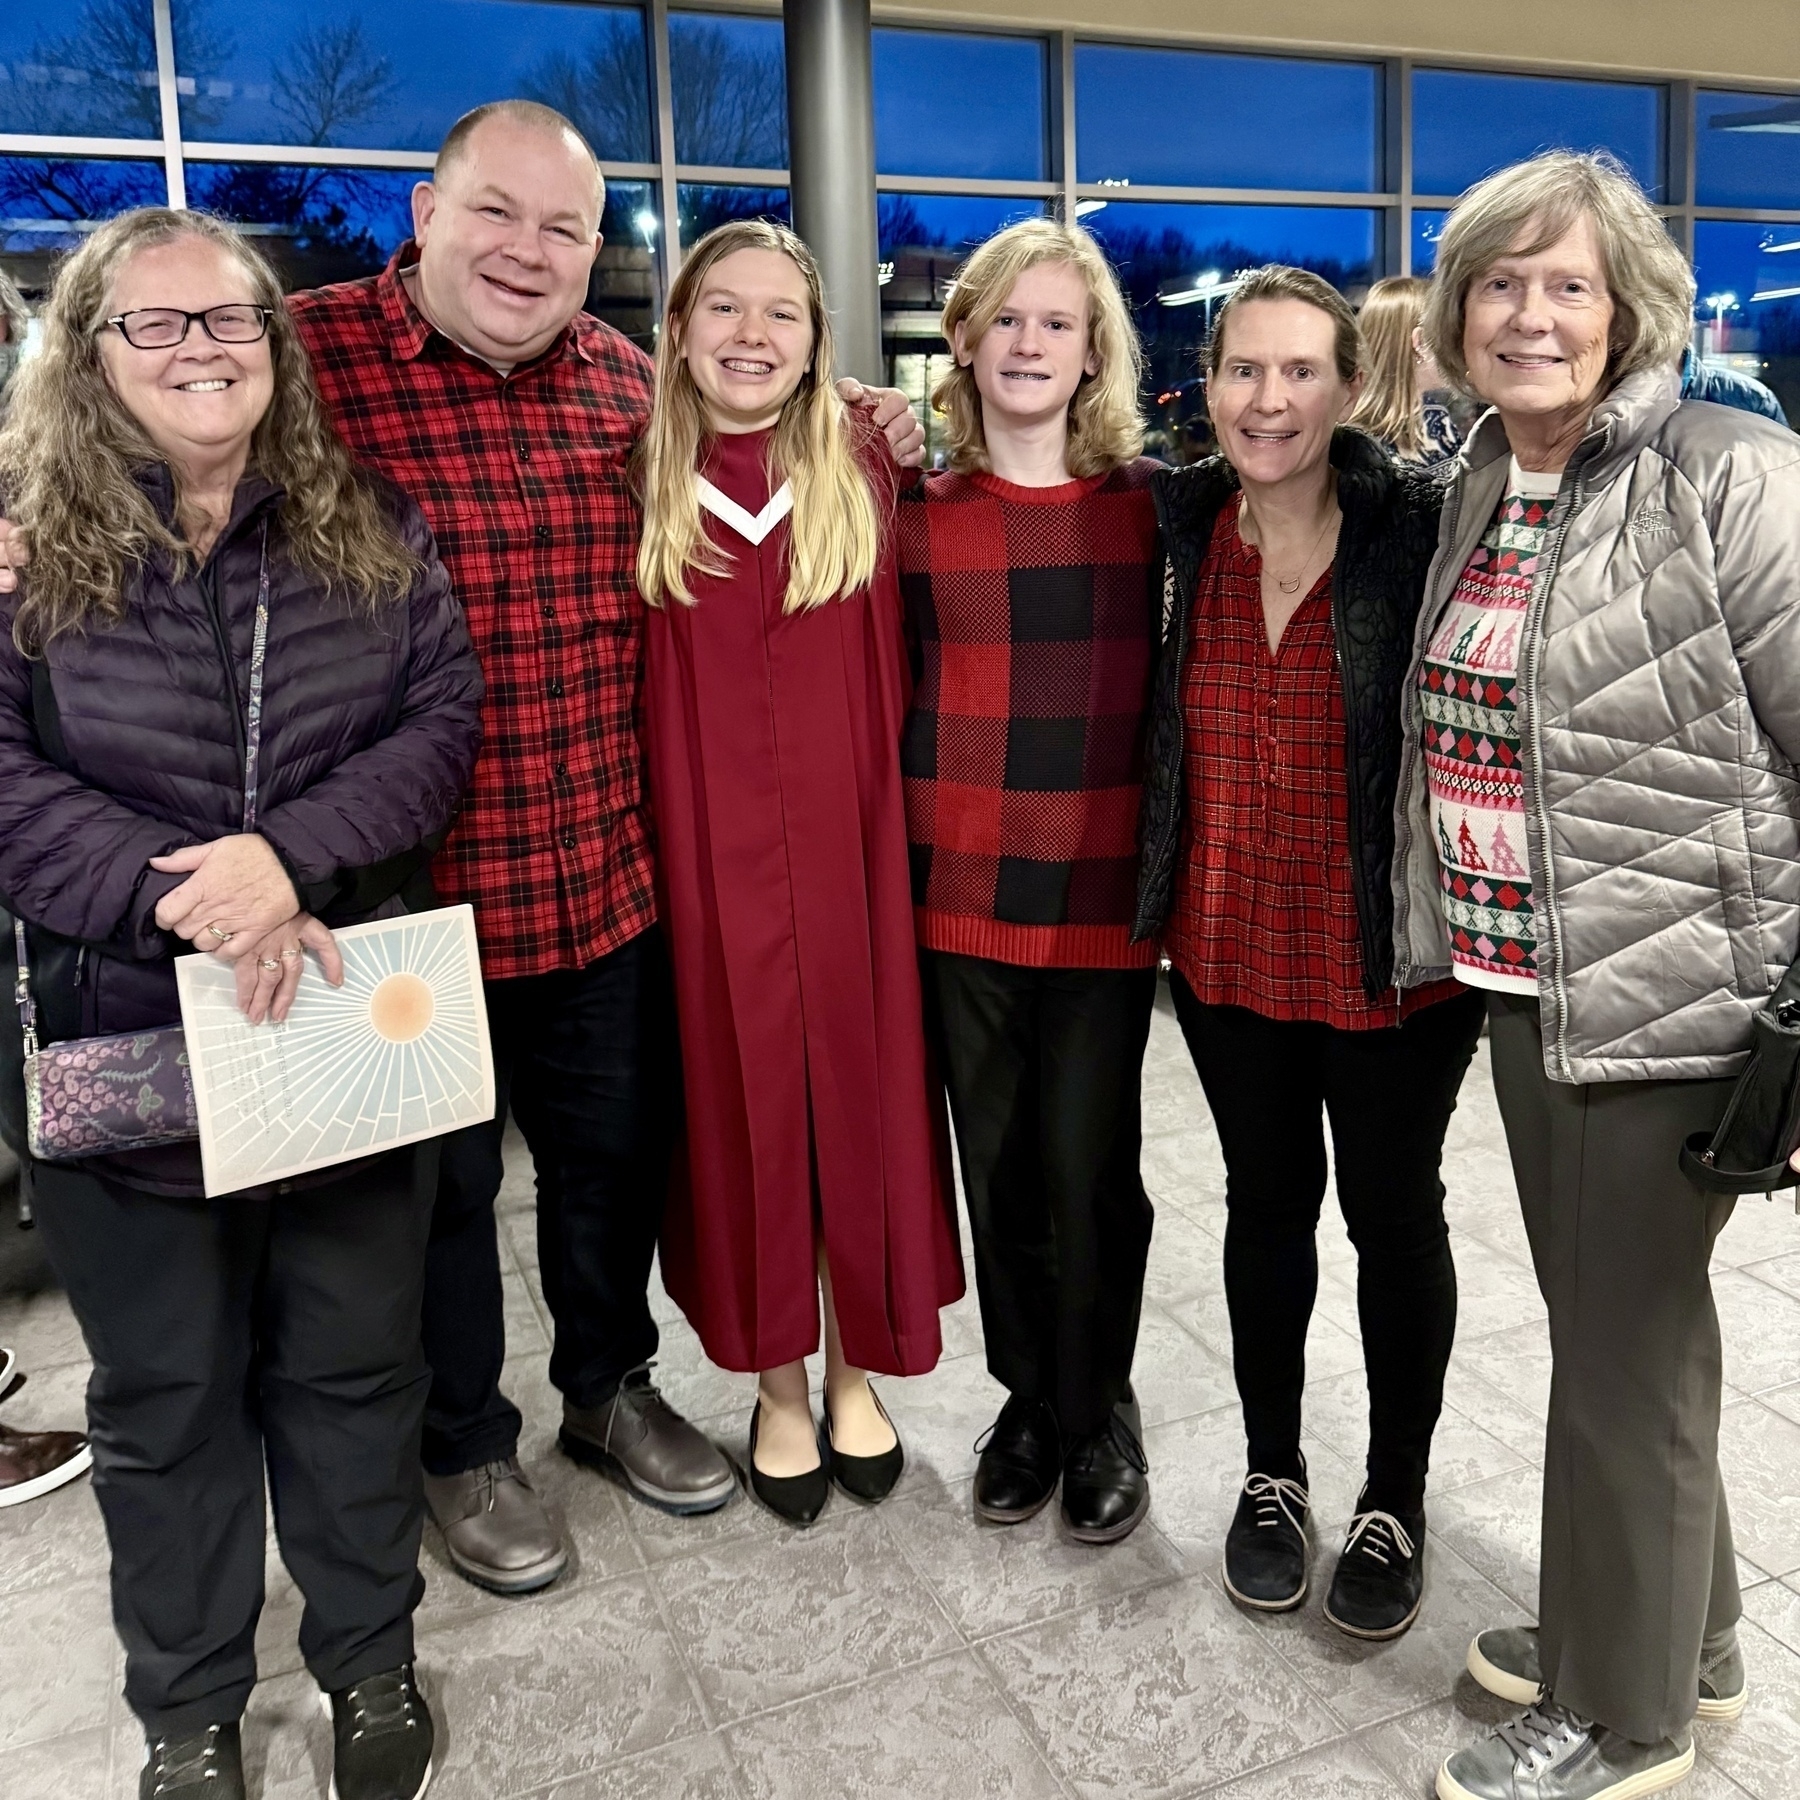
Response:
[784,0,882,383]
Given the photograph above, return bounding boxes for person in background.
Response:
[0,207,482,1800]
[0,1345,91,1508]
[1679,342,1789,425]
[900,220,1162,1543]
[1348,275,1464,469]
[1135,265,1486,1641]
[1391,151,1800,1800]
[637,220,962,1528]
[0,267,29,401]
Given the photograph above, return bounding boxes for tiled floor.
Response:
[7,984,1800,1798]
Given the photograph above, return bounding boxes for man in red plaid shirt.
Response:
[279,103,925,1589]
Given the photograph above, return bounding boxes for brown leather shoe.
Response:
[560,1366,735,1515]
[0,1417,92,1507]
[422,1456,568,1594]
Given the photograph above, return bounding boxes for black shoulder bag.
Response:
[1681,960,1800,1197]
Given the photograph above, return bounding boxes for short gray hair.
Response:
[1421,151,1695,397]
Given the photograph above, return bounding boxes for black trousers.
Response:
[924,952,1157,1438]
[423,926,676,1474]
[1170,977,1487,1514]
[34,1147,436,1736]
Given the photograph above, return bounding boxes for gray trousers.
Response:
[1488,994,1741,1744]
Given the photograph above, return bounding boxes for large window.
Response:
[671,12,785,169]
[874,30,1046,182]
[1076,46,1381,193]
[1695,221,1800,423]
[1,0,161,138]
[1697,90,1800,212]
[171,1,653,159]
[1412,69,1665,200]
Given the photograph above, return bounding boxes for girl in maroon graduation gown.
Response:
[636,220,962,1525]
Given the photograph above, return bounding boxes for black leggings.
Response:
[1169,977,1486,1514]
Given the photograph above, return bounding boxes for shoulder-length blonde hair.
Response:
[1421,150,1695,398]
[0,208,417,653]
[635,219,879,612]
[933,219,1144,477]
[1347,275,1431,456]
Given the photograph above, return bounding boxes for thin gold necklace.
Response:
[1240,493,1339,595]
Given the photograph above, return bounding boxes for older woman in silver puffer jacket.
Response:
[1389,151,1800,1800]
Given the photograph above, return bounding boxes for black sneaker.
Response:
[1324,1502,1426,1640]
[140,1722,244,1798]
[322,1664,434,1800]
[1222,1469,1310,1611]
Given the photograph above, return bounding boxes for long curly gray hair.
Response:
[0,208,417,653]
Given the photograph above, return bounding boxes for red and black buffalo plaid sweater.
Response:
[897,459,1162,969]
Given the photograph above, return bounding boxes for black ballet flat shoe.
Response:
[824,1383,904,1503]
[973,1395,1062,1524]
[746,1400,829,1527]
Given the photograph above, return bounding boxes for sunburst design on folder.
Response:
[176,905,494,1196]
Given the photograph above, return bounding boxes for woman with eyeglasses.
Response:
[0,208,480,1800]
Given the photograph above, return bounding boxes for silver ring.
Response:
[207,923,235,943]
[278,948,302,961]
[258,957,282,971]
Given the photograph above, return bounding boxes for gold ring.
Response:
[207,922,235,943]
[259,957,282,971]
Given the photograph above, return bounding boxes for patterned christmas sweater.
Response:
[1417,459,1560,992]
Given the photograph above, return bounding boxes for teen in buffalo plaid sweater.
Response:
[897,220,1162,1543]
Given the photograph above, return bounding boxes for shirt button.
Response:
[553,761,568,779]
[517,440,532,461]
[540,603,554,619]
[547,676,563,698]
[535,524,551,544]
[560,830,577,851]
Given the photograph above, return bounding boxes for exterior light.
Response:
[636,210,659,240]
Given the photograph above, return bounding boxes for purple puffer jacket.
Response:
[0,466,483,1193]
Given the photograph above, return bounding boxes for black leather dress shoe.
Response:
[746,1401,829,1526]
[1060,1391,1149,1545]
[974,1395,1062,1524]
[824,1383,904,1503]
[1324,1499,1426,1639]
[1222,1464,1311,1611]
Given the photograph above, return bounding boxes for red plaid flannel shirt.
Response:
[1165,504,1458,1029]
[287,248,656,980]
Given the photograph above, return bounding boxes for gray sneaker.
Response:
[1468,1623,1747,1722]
[1437,1703,1693,1800]
[560,1365,735,1515]
[423,1457,568,1594]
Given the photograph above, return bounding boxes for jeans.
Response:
[1170,977,1486,1513]
[421,927,677,1475]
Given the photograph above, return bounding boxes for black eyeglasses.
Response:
[105,305,275,350]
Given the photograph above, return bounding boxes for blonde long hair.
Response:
[0,208,417,653]
[1347,275,1430,457]
[933,219,1144,477]
[635,219,879,612]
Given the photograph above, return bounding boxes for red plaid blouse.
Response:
[1165,502,1449,1030]
[287,248,657,981]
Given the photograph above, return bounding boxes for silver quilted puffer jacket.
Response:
[1392,365,1800,1083]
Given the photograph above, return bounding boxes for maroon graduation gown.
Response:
[643,426,962,1376]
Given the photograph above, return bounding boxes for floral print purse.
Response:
[13,527,270,1164]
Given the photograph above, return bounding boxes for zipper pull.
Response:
[74,946,87,989]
